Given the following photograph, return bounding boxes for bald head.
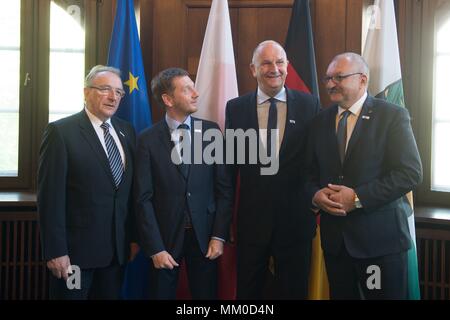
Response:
[325,52,369,109]
[250,40,289,97]
[251,40,287,65]
[331,52,370,82]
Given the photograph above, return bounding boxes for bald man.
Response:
[225,40,320,299]
[305,52,422,299]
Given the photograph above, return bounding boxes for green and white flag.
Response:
[363,0,420,300]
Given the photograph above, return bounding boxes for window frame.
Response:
[0,0,114,191]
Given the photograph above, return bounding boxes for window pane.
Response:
[432,122,450,191]
[432,18,450,192]
[437,19,450,53]
[434,55,450,120]
[49,1,85,123]
[0,0,20,177]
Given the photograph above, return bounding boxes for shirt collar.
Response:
[165,113,191,132]
[338,91,367,116]
[257,87,287,105]
[85,106,112,127]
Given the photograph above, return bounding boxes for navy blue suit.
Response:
[134,117,233,299]
[38,110,136,299]
[225,88,320,299]
[305,96,423,299]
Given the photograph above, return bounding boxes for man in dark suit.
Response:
[225,40,320,299]
[305,52,423,299]
[134,68,233,299]
[37,65,136,299]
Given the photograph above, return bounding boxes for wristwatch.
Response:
[354,193,362,209]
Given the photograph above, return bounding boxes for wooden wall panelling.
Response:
[142,0,363,117]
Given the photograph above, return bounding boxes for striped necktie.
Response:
[100,122,124,188]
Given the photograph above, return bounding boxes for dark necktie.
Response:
[100,122,124,188]
[177,123,190,179]
[267,98,277,157]
[336,110,351,164]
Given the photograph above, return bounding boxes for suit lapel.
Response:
[345,96,374,162]
[159,120,188,181]
[327,105,342,165]
[111,118,132,188]
[278,88,294,158]
[78,110,116,187]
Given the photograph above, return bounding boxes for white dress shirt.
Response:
[336,92,367,151]
[85,107,126,167]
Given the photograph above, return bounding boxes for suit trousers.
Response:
[237,238,312,300]
[324,245,408,300]
[148,228,218,300]
[48,259,124,300]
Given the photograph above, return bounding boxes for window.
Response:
[432,17,450,192]
[49,1,85,122]
[0,0,114,190]
[0,0,21,177]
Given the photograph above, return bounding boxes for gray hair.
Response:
[251,40,287,65]
[84,65,122,87]
[332,52,370,81]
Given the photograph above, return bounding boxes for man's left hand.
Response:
[206,239,224,260]
[327,184,356,213]
[129,242,140,262]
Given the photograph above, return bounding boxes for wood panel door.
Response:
[140,0,363,120]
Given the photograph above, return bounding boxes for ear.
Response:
[360,74,368,87]
[161,93,173,108]
[250,63,257,78]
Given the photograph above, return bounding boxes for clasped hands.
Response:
[312,184,357,216]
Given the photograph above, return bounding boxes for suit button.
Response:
[187,192,191,197]
[339,175,344,180]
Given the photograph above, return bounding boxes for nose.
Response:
[192,88,199,99]
[325,79,336,89]
[268,62,278,73]
[107,89,117,100]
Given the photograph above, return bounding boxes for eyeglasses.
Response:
[88,85,126,98]
[321,72,363,84]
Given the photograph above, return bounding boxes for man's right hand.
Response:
[151,251,179,269]
[47,255,72,280]
[313,187,347,216]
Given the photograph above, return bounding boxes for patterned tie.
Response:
[336,110,351,164]
[267,98,277,157]
[177,123,190,179]
[100,122,124,188]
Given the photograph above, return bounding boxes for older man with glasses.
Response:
[304,52,422,299]
[37,65,136,299]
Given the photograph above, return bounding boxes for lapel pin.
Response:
[119,131,125,137]
[289,119,296,124]
[362,115,370,120]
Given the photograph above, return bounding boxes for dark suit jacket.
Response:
[134,117,233,260]
[225,88,320,246]
[37,110,136,268]
[305,95,423,258]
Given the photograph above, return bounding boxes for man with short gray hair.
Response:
[305,52,422,299]
[38,64,136,299]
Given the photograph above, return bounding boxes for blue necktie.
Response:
[100,122,124,188]
[177,123,190,179]
[336,110,351,164]
[267,98,277,157]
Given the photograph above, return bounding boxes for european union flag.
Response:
[107,0,152,133]
[107,0,152,299]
